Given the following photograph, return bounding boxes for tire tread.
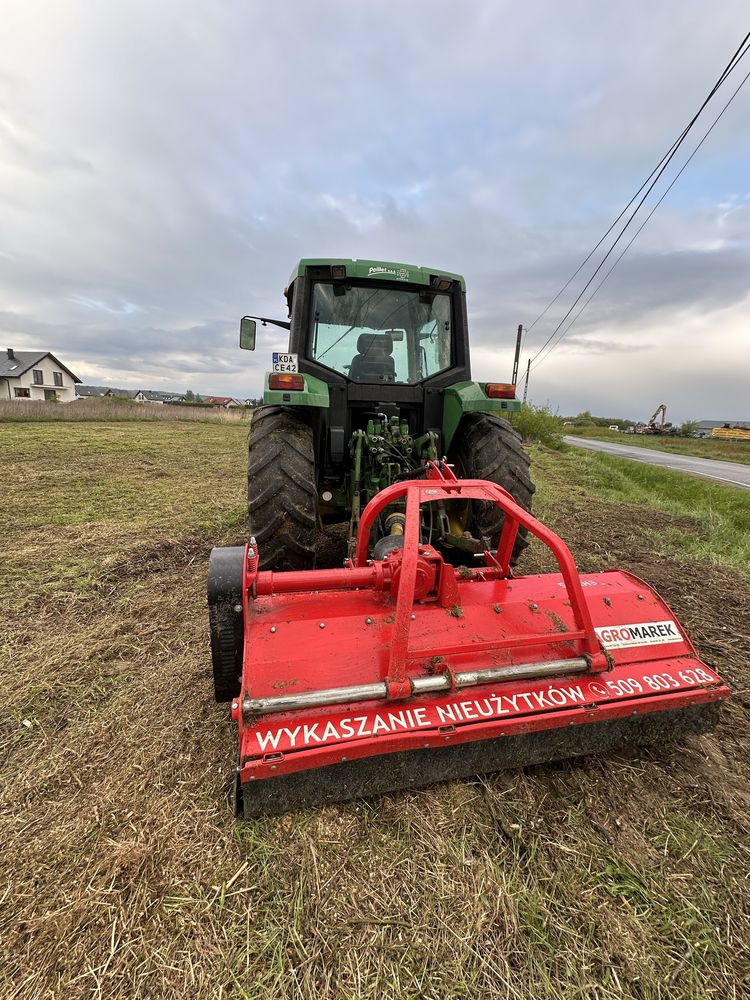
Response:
[247,407,317,571]
[452,413,535,563]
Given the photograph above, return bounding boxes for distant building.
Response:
[76,384,110,398]
[0,348,80,402]
[696,419,750,438]
[202,395,245,408]
[77,385,186,404]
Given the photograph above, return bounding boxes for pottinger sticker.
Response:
[595,620,681,649]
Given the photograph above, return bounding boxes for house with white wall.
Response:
[0,349,81,402]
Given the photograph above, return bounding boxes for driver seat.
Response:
[349,333,395,383]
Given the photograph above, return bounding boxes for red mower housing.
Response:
[208,463,728,817]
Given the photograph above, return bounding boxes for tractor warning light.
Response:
[485,383,516,399]
[269,373,304,391]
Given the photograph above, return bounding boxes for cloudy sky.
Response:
[1,1,748,421]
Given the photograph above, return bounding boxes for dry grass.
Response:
[1,424,749,999]
[0,399,250,422]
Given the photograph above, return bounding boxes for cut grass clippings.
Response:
[1,422,749,999]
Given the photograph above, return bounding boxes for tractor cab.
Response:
[305,278,453,385]
[286,259,470,395]
[239,258,531,571]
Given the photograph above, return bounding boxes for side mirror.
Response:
[239,317,257,351]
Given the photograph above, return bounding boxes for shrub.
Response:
[510,404,564,448]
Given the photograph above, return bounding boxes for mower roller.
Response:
[209,462,728,818]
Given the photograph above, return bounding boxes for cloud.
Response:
[0,1,748,418]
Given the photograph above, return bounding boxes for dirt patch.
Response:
[2,428,750,999]
[95,534,219,590]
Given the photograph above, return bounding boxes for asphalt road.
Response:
[564,436,750,491]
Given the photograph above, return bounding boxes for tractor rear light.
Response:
[269,374,304,391]
[485,383,517,400]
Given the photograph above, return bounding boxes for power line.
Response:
[527,33,750,366]
[525,29,750,361]
[525,29,750,337]
[530,61,750,372]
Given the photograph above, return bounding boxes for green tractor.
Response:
[240,258,534,570]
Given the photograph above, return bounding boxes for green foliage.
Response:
[680,419,699,437]
[565,411,633,430]
[98,393,137,406]
[580,452,750,574]
[511,404,564,448]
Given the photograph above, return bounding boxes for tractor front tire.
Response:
[247,407,318,571]
[451,413,535,564]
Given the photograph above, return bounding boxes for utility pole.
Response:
[511,324,523,387]
[522,359,531,403]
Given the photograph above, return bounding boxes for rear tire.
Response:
[450,413,535,564]
[247,407,318,571]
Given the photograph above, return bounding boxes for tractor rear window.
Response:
[309,283,451,384]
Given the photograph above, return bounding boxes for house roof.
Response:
[90,387,185,401]
[142,389,185,401]
[0,351,82,383]
[77,384,111,396]
[101,388,138,399]
[203,395,243,405]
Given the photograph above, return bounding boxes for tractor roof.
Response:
[290,258,466,292]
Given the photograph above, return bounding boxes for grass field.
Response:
[539,448,750,575]
[565,426,750,466]
[2,422,749,999]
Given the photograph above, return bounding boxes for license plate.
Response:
[272,352,298,373]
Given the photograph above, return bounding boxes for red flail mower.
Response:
[208,463,728,818]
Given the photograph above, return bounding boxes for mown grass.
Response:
[1,421,749,999]
[0,422,248,605]
[565,426,750,466]
[534,447,750,575]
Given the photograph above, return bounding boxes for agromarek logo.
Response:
[368,265,411,281]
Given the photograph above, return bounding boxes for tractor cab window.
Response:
[309,282,451,384]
